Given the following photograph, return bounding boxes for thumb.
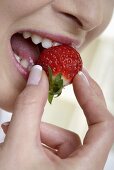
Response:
[5,65,49,147]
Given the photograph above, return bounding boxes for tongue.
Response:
[11,33,40,64]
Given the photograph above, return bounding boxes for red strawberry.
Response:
[37,45,83,103]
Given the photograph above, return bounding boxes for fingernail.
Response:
[2,122,10,126]
[82,67,90,77]
[78,71,90,86]
[27,65,42,85]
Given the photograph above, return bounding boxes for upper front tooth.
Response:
[31,34,42,45]
[42,38,53,49]
[23,32,31,39]
[20,59,29,69]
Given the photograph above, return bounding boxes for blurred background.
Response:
[0,13,114,170]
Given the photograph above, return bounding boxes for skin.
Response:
[0,0,114,169]
[1,70,114,170]
[0,0,114,111]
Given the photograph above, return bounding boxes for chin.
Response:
[0,87,23,113]
[1,102,15,113]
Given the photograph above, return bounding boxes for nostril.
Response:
[61,12,83,28]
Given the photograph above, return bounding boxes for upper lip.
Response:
[13,29,82,48]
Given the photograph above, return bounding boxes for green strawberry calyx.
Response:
[48,67,64,104]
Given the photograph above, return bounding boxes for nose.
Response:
[52,0,103,31]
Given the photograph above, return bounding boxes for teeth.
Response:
[53,42,61,46]
[42,38,53,49]
[27,65,33,72]
[14,54,21,63]
[31,34,42,45]
[22,31,62,48]
[23,32,31,39]
[20,59,29,69]
[14,53,34,70]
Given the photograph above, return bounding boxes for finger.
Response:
[72,69,114,162]
[2,122,81,159]
[1,122,9,134]
[4,65,49,148]
[73,68,111,125]
[40,122,81,159]
[82,67,107,107]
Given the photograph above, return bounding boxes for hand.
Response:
[1,66,114,170]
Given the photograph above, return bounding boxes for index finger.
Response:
[72,69,114,162]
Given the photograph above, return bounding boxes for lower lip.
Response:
[9,39,29,81]
[8,34,31,80]
[11,51,29,80]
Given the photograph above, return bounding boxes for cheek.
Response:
[81,5,113,50]
[0,0,51,19]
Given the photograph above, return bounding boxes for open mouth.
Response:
[10,31,61,79]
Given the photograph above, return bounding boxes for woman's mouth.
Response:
[10,31,81,80]
[10,32,63,80]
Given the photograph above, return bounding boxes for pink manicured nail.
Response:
[2,122,10,126]
[27,65,42,85]
[82,67,90,77]
[78,71,90,86]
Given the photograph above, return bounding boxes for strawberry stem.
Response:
[48,93,54,104]
[48,67,63,104]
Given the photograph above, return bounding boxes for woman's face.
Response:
[0,0,113,111]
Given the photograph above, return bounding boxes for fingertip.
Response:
[1,123,9,134]
[82,67,90,77]
[73,71,91,108]
[73,71,90,88]
[27,65,42,85]
[39,70,49,95]
[1,122,10,126]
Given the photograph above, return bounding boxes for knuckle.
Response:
[108,118,114,131]
[102,116,114,137]
[67,131,81,147]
